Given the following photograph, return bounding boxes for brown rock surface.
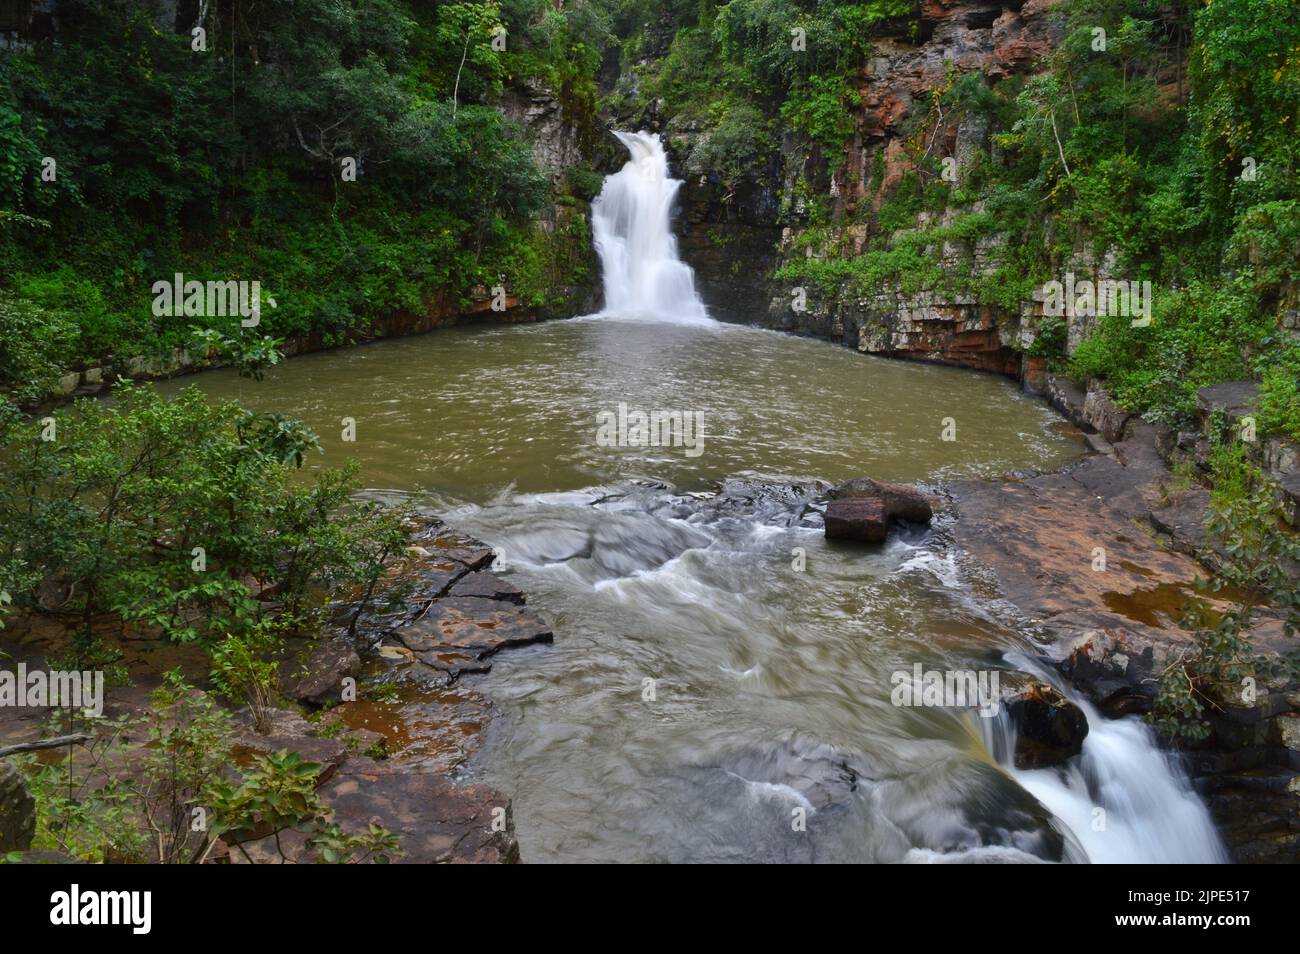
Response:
[279,636,360,707]
[319,761,519,864]
[824,496,888,543]
[392,597,553,662]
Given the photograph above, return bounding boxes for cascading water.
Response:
[590,131,711,323]
[984,656,1227,863]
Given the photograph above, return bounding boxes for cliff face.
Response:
[659,1,1069,385]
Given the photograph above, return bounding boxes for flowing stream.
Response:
[164,131,1226,863]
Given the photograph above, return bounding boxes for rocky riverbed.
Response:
[950,380,1300,863]
[0,515,551,864]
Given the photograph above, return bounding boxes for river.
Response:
[159,131,1226,863]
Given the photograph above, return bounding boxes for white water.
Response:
[986,658,1227,864]
[591,131,711,323]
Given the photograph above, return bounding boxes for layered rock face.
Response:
[667,1,1068,375]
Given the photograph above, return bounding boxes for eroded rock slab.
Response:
[392,597,553,663]
[279,636,361,707]
[830,475,934,523]
[319,761,519,863]
[448,571,525,604]
[1004,684,1089,769]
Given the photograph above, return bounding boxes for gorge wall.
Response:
[621,0,1089,389]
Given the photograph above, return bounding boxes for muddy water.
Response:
[163,317,1183,862]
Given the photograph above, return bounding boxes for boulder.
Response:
[0,760,35,852]
[824,496,888,543]
[279,637,361,707]
[829,476,934,523]
[1005,684,1089,769]
[1083,386,1132,444]
[1058,630,1156,717]
[1195,381,1258,430]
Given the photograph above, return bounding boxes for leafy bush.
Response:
[0,384,407,658]
[0,292,76,401]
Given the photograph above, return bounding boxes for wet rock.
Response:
[414,650,494,678]
[391,597,553,662]
[448,571,525,604]
[0,759,35,852]
[824,495,888,543]
[1046,374,1089,431]
[318,762,520,863]
[346,728,388,757]
[1059,630,1156,717]
[714,736,879,811]
[1005,684,1089,769]
[430,536,496,571]
[672,477,829,529]
[830,476,934,523]
[412,562,472,598]
[279,637,361,707]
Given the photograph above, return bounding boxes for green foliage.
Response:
[1256,347,1300,442]
[190,327,285,383]
[686,101,772,194]
[0,0,610,380]
[23,671,399,863]
[0,384,404,656]
[209,624,282,735]
[1027,317,1069,368]
[1152,457,1300,744]
[209,749,401,863]
[0,292,76,402]
[28,670,234,863]
[760,0,1300,443]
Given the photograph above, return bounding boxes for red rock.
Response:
[824,496,888,542]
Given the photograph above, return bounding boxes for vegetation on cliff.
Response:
[614,0,1298,439]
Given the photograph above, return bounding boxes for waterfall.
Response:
[984,659,1227,863]
[590,131,711,323]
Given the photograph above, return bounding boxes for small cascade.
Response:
[984,670,1227,864]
